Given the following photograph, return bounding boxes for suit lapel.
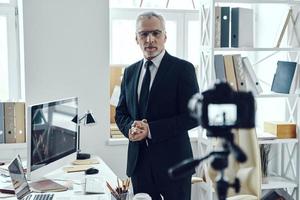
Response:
[148,52,172,104]
[133,60,143,119]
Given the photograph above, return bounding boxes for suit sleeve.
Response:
[149,63,200,143]
[115,69,133,138]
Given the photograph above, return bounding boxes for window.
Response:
[110,8,199,65]
[109,3,200,139]
[0,0,22,101]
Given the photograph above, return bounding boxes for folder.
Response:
[214,55,226,82]
[224,55,238,90]
[231,8,253,48]
[215,6,221,48]
[242,57,263,95]
[232,54,247,91]
[0,103,4,144]
[271,61,297,94]
[4,103,16,143]
[221,7,230,47]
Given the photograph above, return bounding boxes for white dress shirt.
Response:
[137,50,166,101]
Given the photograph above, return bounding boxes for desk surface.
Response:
[0,156,122,200]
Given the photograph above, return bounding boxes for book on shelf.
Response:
[232,54,247,91]
[242,57,263,95]
[0,103,4,144]
[221,7,230,47]
[3,102,26,143]
[214,54,226,82]
[224,55,238,90]
[231,7,253,48]
[110,134,125,139]
[271,61,297,94]
[215,6,221,48]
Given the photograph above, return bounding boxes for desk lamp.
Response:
[72,110,96,160]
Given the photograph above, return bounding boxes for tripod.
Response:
[169,130,247,200]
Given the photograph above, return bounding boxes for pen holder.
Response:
[111,192,128,200]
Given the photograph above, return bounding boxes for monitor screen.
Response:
[27,97,78,180]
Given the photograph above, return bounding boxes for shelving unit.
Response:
[198,0,300,199]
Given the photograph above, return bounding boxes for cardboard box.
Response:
[264,121,296,139]
[110,65,124,123]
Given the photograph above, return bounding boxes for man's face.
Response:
[136,17,167,59]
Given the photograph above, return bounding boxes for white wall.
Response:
[22,0,129,178]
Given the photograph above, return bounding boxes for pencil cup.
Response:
[111,192,128,200]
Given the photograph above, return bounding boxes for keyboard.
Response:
[24,194,54,200]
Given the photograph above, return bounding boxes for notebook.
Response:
[7,155,66,200]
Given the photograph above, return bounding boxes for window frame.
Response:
[0,0,22,101]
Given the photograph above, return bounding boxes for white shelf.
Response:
[0,143,26,150]
[256,93,300,98]
[214,47,300,52]
[215,0,300,4]
[262,176,298,190]
[258,138,298,144]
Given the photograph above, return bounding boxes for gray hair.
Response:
[136,11,166,31]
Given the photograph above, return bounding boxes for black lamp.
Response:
[72,110,96,160]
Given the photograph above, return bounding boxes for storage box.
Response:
[263,121,296,139]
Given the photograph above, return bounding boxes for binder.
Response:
[232,54,247,91]
[215,6,221,48]
[224,55,238,90]
[4,102,26,143]
[221,7,230,47]
[231,8,253,48]
[214,54,226,82]
[271,61,297,94]
[15,103,25,143]
[0,103,4,144]
[242,57,263,95]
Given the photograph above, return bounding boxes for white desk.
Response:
[0,156,120,200]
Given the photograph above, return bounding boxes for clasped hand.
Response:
[129,119,149,142]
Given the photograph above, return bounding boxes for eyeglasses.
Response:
[137,30,164,39]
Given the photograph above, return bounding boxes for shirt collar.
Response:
[143,50,166,69]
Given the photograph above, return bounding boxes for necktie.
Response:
[138,60,152,119]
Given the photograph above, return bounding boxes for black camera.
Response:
[189,82,255,137]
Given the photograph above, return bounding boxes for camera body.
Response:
[190,82,255,137]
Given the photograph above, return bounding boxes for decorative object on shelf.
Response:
[72,110,96,160]
[260,144,271,183]
[264,121,296,139]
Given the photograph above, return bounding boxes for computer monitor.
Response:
[27,97,78,181]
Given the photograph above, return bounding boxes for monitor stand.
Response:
[77,153,91,160]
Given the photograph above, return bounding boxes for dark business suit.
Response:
[115,52,199,200]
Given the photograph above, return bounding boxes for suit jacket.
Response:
[115,52,199,180]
